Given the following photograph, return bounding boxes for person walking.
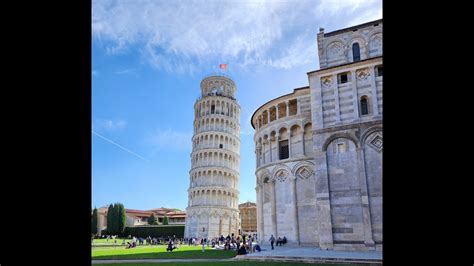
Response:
[269,234,275,250]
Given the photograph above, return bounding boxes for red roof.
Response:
[125,209,154,216]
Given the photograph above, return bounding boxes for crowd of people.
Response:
[183,233,261,255]
[269,235,287,250]
[92,233,273,255]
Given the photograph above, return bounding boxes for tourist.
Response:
[166,241,175,252]
[276,237,282,246]
[269,234,275,250]
[237,243,247,255]
[201,238,205,252]
[254,243,261,252]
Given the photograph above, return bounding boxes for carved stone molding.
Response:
[367,133,383,152]
[356,68,370,80]
[321,76,333,88]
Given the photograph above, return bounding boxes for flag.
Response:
[219,64,228,70]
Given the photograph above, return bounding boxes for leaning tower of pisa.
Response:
[184,75,241,239]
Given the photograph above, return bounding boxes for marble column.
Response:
[300,132,305,156]
[297,97,301,114]
[259,184,265,243]
[271,180,278,237]
[288,135,292,158]
[291,177,300,244]
[357,147,375,248]
[333,74,341,123]
[369,66,379,116]
[351,69,360,120]
[275,134,280,160]
[314,150,333,250]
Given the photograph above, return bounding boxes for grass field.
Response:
[92,262,361,266]
[92,245,236,260]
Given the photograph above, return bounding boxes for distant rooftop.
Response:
[322,19,382,37]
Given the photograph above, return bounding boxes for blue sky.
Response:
[92,0,382,211]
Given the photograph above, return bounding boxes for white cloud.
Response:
[115,68,139,77]
[345,7,383,27]
[92,0,382,73]
[94,119,127,130]
[147,128,192,151]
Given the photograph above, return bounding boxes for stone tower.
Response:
[184,75,241,239]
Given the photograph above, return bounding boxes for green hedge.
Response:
[123,225,185,238]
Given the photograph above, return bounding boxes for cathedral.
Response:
[252,19,382,251]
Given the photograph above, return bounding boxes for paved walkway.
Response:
[235,245,382,264]
[92,246,382,264]
[247,245,382,259]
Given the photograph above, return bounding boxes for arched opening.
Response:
[352,42,360,62]
[289,99,297,115]
[269,106,277,122]
[360,96,369,115]
[279,128,289,160]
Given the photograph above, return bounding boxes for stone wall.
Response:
[317,20,382,69]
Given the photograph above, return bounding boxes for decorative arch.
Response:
[326,40,345,57]
[322,132,359,151]
[360,125,383,145]
[291,160,315,179]
[368,31,382,56]
[277,125,289,136]
[271,164,293,182]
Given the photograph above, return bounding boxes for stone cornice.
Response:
[191,147,240,158]
[189,166,239,177]
[194,113,240,124]
[195,95,241,109]
[188,186,239,195]
[313,119,382,135]
[307,56,382,76]
[255,156,315,173]
[192,130,241,143]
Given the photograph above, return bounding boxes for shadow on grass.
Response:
[93,249,237,260]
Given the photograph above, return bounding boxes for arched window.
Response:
[360,96,369,115]
[352,43,360,62]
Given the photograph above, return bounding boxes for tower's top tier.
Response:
[200,75,236,100]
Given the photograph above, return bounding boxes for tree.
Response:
[117,203,126,234]
[148,214,157,225]
[92,207,98,235]
[163,216,169,225]
[106,204,114,234]
[111,203,119,234]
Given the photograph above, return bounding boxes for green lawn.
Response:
[92,262,361,266]
[92,245,236,260]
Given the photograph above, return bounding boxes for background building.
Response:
[238,201,257,235]
[96,206,186,235]
[184,75,241,239]
[252,19,382,251]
